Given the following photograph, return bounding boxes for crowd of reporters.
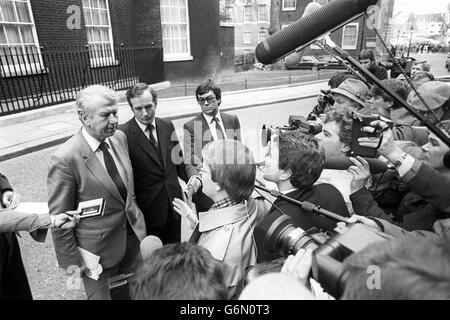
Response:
[1,47,450,301]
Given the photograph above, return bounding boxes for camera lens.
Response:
[258,211,319,257]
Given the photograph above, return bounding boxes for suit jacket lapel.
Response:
[109,135,132,192]
[221,113,235,140]
[200,114,213,147]
[130,118,164,168]
[78,131,124,203]
[155,118,168,169]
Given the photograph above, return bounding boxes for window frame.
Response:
[160,0,192,62]
[243,5,252,23]
[282,0,297,11]
[257,4,267,23]
[0,0,45,77]
[342,23,359,50]
[243,32,251,44]
[82,0,117,68]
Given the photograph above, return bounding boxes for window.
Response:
[244,5,252,23]
[0,0,43,77]
[223,5,233,24]
[313,0,329,5]
[258,5,267,22]
[160,0,192,62]
[282,0,296,11]
[82,0,115,67]
[258,30,266,42]
[342,23,358,50]
[243,32,251,44]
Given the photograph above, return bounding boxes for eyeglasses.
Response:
[197,96,216,104]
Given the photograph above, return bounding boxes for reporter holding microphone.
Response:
[1,172,78,300]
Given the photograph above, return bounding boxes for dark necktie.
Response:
[147,124,159,149]
[212,117,225,140]
[99,142,127,202]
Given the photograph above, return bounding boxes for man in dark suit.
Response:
[183,79,242,211]
[119,83,193,244]
[48,85,147,300]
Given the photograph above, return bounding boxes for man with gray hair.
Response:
[47,85,147,299]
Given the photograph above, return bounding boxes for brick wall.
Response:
[164,0,221,81]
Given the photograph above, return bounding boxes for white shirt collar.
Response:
[135,117,156,134]
[281,188,297,195]
[202,111,223,124]
[82,127,111,152]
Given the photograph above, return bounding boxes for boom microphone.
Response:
[325,157,390,174]
[255,0,378,65]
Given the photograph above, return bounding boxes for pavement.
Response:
[0,79,328,161]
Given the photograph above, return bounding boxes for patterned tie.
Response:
[212,117,225,140]
[99,142,127,202]
[147,124,159,149]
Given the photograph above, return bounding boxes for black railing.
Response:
[0,45,164,116]
[235,53,256,72]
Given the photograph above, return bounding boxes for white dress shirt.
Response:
[135,117,158,143]
[202,111,227,141]
[81,127,127,184]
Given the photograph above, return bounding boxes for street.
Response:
[0,97,317,300]
[409,52,449,77]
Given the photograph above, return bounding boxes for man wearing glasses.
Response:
[119,83,193,244]
[183,79,242,211]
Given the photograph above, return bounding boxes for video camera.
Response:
[261,115,323,147]
[255,204,392,298]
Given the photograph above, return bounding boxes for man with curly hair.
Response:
[254,131,349,262]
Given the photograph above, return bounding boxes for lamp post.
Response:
[407,25,414,57]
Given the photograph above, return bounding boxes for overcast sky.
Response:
[393,0,449,15]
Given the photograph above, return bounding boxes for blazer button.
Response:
[123,224,126,229]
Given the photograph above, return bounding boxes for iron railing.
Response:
[0,45,164,116]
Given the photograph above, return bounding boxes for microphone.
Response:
[324,157,390,174]
[140,235,163,260]
[255,0,378,65]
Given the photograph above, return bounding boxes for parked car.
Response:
[284,54,326,71]
[321,56,348,70]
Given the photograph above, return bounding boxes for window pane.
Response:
[98,0,107,9]
[100,27,109,42]
[91,0,99,9]
[92,9,101,25]
[0,27,6,44]
[20,25,34,43]
[92,27,101,41]
[4,25,20,43]
[100,10,109,25]
[83,8,92,25]
[16,1,31,22]
[82,0,90,8]
[1,0,18,22]
[86,27,93,42]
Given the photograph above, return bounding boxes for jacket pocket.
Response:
[76,228,102,240]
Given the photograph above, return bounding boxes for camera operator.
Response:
[393,81,450,126]
[1,172,78,300]
[361,79,429,147]
[307,72,357,122]
[347,120,450,239]
[358,49,388,81]
[254,131,349,262]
